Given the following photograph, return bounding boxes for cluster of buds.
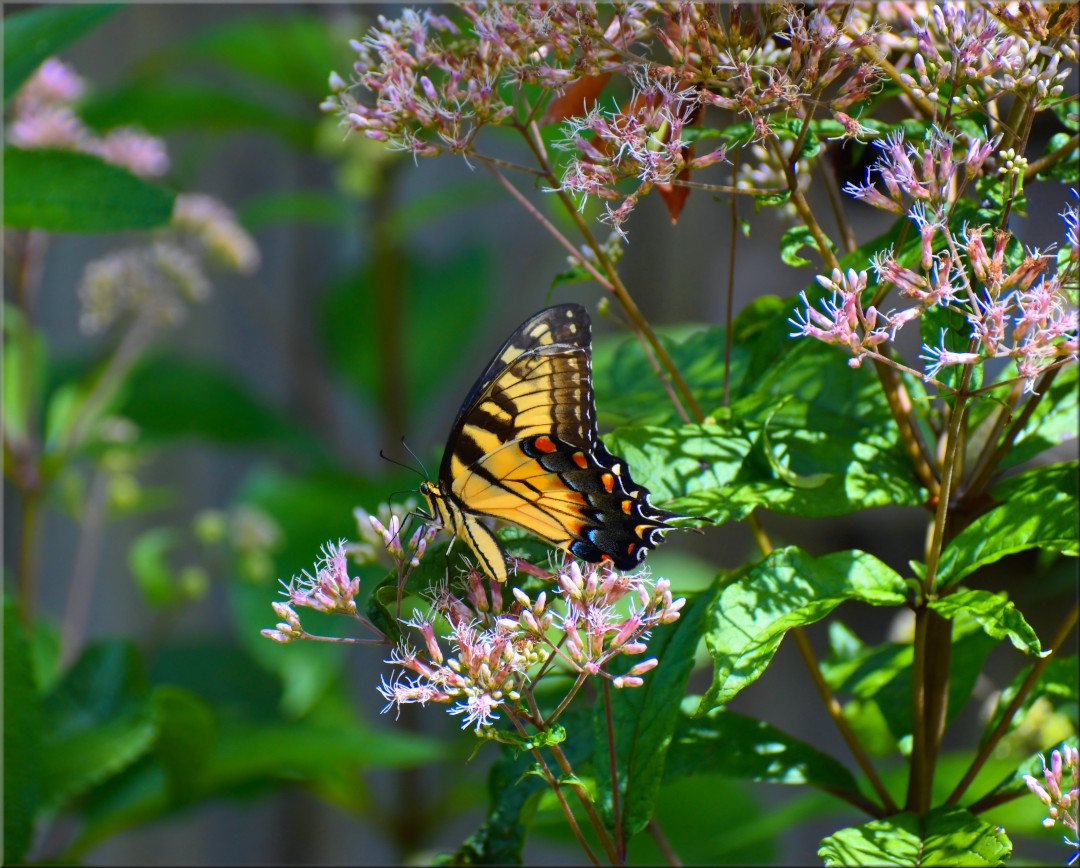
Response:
[789,268,900,368]
[378,559,684,733]
[77,194,259,334]
[1024,741,1079,864]
[351,501,436,571]
[845,127,1000,218]
[10,57,170,178]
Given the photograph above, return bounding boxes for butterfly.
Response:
[419,303,682,583]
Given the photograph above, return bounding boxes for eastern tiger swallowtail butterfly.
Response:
[419,303,681,583]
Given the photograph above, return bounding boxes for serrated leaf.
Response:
[937,462,1078,587]
[999,364,1077,469]
[665,702,864,803]
[3,597,43,864]
[594,589,713,838]
[4,147,176,232]
[818,806,1011,866]
[698,548,907,712]
[3,4,119,102]
[929,589,1045,656]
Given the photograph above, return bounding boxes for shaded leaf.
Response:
[150,686,218,802]
[39,641,159,808]
[2,301,47,447]
[979,655,1078,748]
[818,806,1011,866]
[4,147,175,232]
[79,78,313,148]
[3,4,119,102]
[665,701,865,805]
[937,462,1078,587]
[698,548,907,712]
[594,589,713,838]
[116,354,324,456]
[239,189,352,232]
[929,589,1045,656]
[3,597,42,864]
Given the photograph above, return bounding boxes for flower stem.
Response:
[59,467,111,668]
[648,818,682,867]
[506,710,603,866]
[602,677,624,861]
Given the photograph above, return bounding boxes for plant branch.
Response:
[946,600,1080,806]
[602,677,624,861]
[548,739,621,865]
[648,818,683,867]
[791,626,898,816]
[59,467,111,668]
[506,710,603,866]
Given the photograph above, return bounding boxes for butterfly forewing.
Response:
[425,303,681,582]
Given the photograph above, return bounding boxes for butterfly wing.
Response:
[431,304,680,582]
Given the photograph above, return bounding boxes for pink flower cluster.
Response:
[1024,741,1079,864]
[11,57,170,178]
[379,559,683,732]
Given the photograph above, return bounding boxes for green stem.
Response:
[16,487,43,624]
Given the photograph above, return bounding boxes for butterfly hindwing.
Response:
[423,303,680,582]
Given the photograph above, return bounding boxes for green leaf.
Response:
[128,528,181,608]
[980,655,1077,748]
[173,13,354,98]
[79,78,314,148]
[998,365,1077,470]
[822,613,997,748]
[1034,131,1080,182]
[781,224,833,268]
[978,735,1078,805]
[594,589,713,838]
[2,301,47,447]
[818,806,1011,866]
[4,147,176,232]
[698,548,907,712]
[116,354,324,456]
[39,641,159,809]
[150,686,218,802]
[3,4,119,102]
[665,701,865,804]
[929,589,1045,656]
[937,462,1078,587]
[3,597,42,864]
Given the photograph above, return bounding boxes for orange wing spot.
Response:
[635,524,654,537]
[622,499,633,514]
[601,553,613,563]
[602,473,615,492]
[627,543,636,556]
[572,451,588,468]
[534,436,557,453]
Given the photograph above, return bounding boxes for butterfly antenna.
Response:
[400,436,430,479]
[378,448,425,480]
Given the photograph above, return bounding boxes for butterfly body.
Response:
[420,303,680,583]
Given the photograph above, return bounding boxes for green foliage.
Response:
[698,548,907,711]
[594,590,713,838]
[936,462,1079,587]
[4,147,176,232]
[3,598,43,864]
[818,806,1012,866]
[928,590,1044,656]
[3,4,119,101]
